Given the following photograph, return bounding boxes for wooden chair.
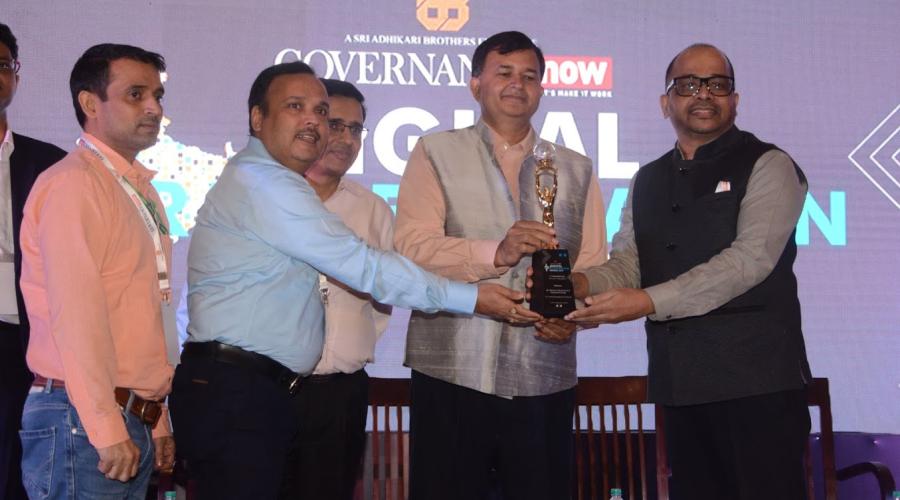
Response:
[805,378,896,500]
[574,376,669,500]
[358,377,411,500]
[151,376,896,500]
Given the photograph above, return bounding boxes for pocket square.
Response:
[715,180,731,193]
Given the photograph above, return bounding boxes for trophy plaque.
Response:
[529,141,576,318]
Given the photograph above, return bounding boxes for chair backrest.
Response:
[361,376,849,500]
[574,376,669,500]
[806,377,838,500]
[361,377,411,500]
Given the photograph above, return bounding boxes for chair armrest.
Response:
[835,461,896,500]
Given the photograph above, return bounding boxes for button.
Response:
[665,242,677,250]
[671,203,680,212]
[678,167,689,174]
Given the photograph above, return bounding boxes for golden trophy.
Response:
[529,141,576,318]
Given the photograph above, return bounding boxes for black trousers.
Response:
[408,370,575,500]
[663,388,810,500]
[283,369,369,500]
[0,321,30,500]
[169,356,300,500]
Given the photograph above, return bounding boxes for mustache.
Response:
[138,118,161,128]
[327,143,353,155]
[296,127,321,141]
[689,103,719,113]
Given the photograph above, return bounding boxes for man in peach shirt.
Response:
[18,44,175,499]
[395,31,608,500]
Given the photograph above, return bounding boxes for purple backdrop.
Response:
[4,0,899,434]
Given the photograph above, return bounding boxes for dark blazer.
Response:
[8,132,66,349]
[0,132,65,500]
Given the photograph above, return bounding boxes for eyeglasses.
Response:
[0,60,20,75]
[328,120,366,138]
[666,75,735,97]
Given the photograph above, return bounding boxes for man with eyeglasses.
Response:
[285,78,392,500]
[0,22,66,500]
[566,43,811,499]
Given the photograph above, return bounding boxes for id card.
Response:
[0,262,17,315]
[161,300,180,365]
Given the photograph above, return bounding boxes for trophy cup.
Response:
[529,141,576,318]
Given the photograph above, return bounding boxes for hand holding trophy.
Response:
[529,141,577,318]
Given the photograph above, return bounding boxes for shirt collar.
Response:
[0,128,13,161]
[476,119,536,161]
[81,132,156,184]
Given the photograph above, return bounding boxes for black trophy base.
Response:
[530,248,576,318]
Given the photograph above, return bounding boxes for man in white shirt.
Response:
[282,79,391,499]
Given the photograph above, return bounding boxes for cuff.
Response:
[84,410,131,449]
[444,281,478,315]
[584,267,611,295]
[471,240,506,278]
[644,281,679,321]
[151,405,172,438]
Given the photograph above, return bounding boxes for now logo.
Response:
[542,56,613,90]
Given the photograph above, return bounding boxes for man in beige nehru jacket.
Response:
[394,30,608,500]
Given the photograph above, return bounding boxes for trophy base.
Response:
[529,248,576,318]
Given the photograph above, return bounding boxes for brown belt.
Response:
[32,375,163,427]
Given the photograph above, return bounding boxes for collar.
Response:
[0,128,13,160]
[244,136,286,169]
[81,133,156,185]
[673,125,742,162]
[475,119,536,161]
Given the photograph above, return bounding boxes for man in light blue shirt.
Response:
[168,61,537,500]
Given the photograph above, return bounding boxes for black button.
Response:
[678,167,688,174]
[671,203,680,212]
[665,242,677,250]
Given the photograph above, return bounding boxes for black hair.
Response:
[247,61,317,136]
[320,78,366,121]
[0,23,18,60]
[69,43,165,128]
[664,43,735,86]
[471,31,545,77]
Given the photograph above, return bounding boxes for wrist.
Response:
[572,272,589,299]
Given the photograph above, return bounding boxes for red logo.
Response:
[542,56,613,90]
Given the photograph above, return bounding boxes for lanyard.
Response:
[77,138,171,301]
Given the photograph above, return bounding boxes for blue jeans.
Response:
[19,385,155,500]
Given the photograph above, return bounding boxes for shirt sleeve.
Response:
[36,170,128,449]
[572,176,609,272]
[582,175,643,293]
[393,140,504,282]
[371,197,394,339]
[151,405,171,438]
[238,165,476,316]
[645,149,807,320]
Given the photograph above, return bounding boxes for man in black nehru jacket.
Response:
[566,43,812,500]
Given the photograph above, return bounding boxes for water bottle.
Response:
[610,487,624,500]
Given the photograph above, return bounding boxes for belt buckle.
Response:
[138,401,162,426]
[287,375,302,395]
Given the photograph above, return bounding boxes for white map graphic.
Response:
[138,116,236,238]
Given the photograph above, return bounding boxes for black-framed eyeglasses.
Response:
[0,59,20,75]
[666,75,735,97]
[328,120,366,138]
